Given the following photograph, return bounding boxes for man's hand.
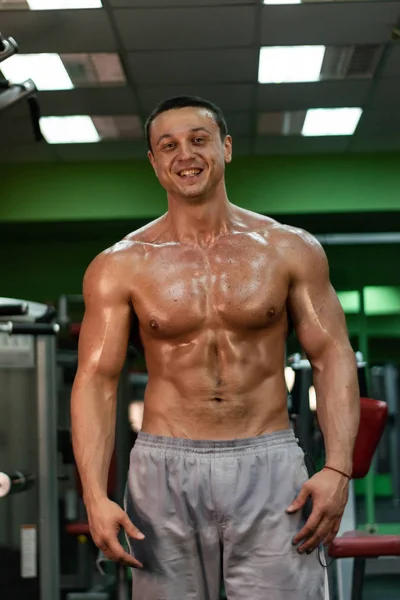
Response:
[86,497,145,568]
[287,469,349,553]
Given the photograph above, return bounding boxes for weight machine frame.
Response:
[0,302,60,600]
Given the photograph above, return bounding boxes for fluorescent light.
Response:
[258,46,326,83]
[302,108,363,136]
[263,0,300,4]
[40,116,101,144]
[27,0,102,8]
[1,54,73,91]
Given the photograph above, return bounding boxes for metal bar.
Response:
[0,79,36,113]
[316,232,400,245]
[358,289,376,530]
[0,302,28,316]
[36,336,60,600]
[0,36,18,63]
[351,558,366,600]
[0,322,60,335]
[336,480,356,600]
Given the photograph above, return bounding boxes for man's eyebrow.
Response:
[156,127,212,146]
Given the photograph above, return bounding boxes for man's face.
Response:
[148,107,232,200]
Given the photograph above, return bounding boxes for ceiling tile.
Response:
[255,135,350,155]
[380,46,400,79]
[368,80,400,108]
[115,6,256,50]
[350,134,400,153]
[0,10,117,53]
[37,88,138,116]
[110,0,255,5]
[127,49,257,85]
[138,84,254,113]
[225,112,252,136]
[0,143,57,162]
[230,136,252,156]
[53,140,147,162]
[261,3,400,46]
[356,109,400,135]
[257,80,372,111]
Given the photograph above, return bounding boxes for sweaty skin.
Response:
[71,105,360,566]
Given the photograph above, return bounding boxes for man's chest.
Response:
[131,237,290,336]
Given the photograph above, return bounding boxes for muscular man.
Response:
[71,96,360,599]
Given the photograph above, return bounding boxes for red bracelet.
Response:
[323,465,351,480]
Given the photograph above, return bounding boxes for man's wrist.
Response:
[83,488,108,507]
[323,465,352,480]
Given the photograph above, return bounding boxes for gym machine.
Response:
[0,298,60,600]
[0,31,43,142]
[370,365,400,508]
[286,351,371,600]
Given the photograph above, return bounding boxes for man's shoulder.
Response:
[269,223,320,248]
[96,215,167,266]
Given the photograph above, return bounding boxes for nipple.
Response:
[149,319,159,331]
[267,307,276,318]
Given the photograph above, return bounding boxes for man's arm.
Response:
[71,248,143,567]
[287,231,360,474]
[285,229,360,552]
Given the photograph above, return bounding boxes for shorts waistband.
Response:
[135,429,298,457]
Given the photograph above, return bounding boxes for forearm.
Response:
[312,348,360,474]
[71,373,118,506]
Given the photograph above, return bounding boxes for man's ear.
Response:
[224,135,232,164]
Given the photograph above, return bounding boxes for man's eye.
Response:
[193,138,205,144]
[163,143,174,150]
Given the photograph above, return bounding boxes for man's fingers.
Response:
[103,539,143,569]
[323,517,342,547]
[292,509,322,546]
[121,514,145,540]
[298,518,332,554]
[287,485,310,514]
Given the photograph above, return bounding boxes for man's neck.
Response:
[166,188,234,247]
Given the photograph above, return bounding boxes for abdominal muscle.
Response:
[140,333,291,440]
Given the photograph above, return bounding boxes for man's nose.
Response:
[177,141,194,161]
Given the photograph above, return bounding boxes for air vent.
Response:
[321,45,382,79]
[92,116,143,140]
[61,54,126,86]
[347,45,382,77]
[0,0,29,8]
[258,111,306,136]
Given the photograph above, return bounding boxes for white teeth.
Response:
[179,169,201,177]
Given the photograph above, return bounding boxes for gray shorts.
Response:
[125,429,325,599]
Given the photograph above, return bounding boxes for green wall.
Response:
[0,153,398,362]
[1,153,400,222]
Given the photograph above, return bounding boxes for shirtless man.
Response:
[71,96,360,599]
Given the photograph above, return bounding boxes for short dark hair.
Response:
[144,95,228,152]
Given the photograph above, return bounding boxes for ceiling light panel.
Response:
[40,115,143,143]
[258,108,363,136]
[302,108,363,136]
[259,45,381,84]
[0,53,125,90]
[40,116,101,144]
[258,46,326,83]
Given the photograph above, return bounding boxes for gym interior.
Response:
[0,1,400,599]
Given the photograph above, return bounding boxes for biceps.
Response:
[77,300,132,381]
[288,282,349,361]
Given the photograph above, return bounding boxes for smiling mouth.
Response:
[177,168,203,178]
